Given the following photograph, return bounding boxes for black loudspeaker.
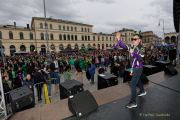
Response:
[9,86,34,113]
[164,65,178,75]
[98,73,118,90]
[68,90,98,118]
[60,80,84,99]
[173,0,180,32]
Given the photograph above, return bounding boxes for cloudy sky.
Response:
[0,0,174,37]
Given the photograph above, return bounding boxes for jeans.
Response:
[130,68,144,103]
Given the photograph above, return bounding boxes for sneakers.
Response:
[137,91,146,96]
[126,102,137,108]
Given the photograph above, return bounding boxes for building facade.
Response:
[164,32,178,45]
[141,31,160,47]
[0,17,115,55]
[118,28,135,45]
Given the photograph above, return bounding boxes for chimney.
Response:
[14,22,16,28]
[27,24,30,29]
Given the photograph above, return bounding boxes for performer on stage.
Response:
[115,32,146,108]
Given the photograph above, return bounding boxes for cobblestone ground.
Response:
[34,67,123,106]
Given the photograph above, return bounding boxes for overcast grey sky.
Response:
[0,0,174,37]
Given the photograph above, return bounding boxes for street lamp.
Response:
[43,0,50,55]
[158,19,165,39]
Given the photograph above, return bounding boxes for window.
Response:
[82,28,83,32]
[50,34,54,40]
[110,37,111,41]
[71,35,74,40]
[85,28,87,32]
[0,31,2,39]
[82,35,84,41]
[64,34,66,40]
[30,33,33,40]
[19,32,24,40]
[20,45,26,51]
[75,27,77,31]
[88,36,90,41]
[40,23,43,29]
[41,33,44,40]
[85,36,87,41]
[88,28,90,32]
[44,23,48,29]
[50,24,53,29]
[102,36,104,41]
[93,36,95,41]
[67,35,70,40]
[9,31,13,39]
[71,26,73,31]
[63,26,65,30]
[106,37,108,41]
[59,25,61,30]
[75,35,77,41]
[59,34,62,40]
[98,36,100,41]
[67,26,69,31]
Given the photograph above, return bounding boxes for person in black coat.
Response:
[33,69,45,101]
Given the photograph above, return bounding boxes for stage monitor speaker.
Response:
[68,90,98,118]
[9,86,34,113]
[164,65,178,75]
[173,0,180,32]
[60,79,84,99]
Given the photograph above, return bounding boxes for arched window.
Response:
[20,45,26,51]
[59,25,61,30]
[41,33,44,40]
[50,33,54,40]
[82,35,84,41]
[75,35,77,41]
[59,34,62,40]
[9,31,13,39]
[88,36,90,41]
[102,36,104,41]
[30,45,35,52]
[67,26,69,31]
[93,36,95,41]
[67,35,70,40]
[71,35,74,41]
[30,32,33,40]
[40,23,43,29]
[44,23,48,29]
[19,32,24,40]
[74,44,79,50]
[64,34,66,40]
[9,45,16,55]
[71,26,73,31]
[59,44,64,50]
[0,31,2,39]
[50,44,55,50]
[85,28,87,32]
[85,36,87,41]
[50,24,53,29]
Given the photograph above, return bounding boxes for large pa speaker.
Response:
[173,0,180,32]
[98,73,118,90]
[9,86,34,113]
[68,90,98,118]
[164,65,178,75]
[60,79,84,99]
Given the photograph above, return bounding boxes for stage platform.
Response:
[65,74,180,120]
[9,71,179,120]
